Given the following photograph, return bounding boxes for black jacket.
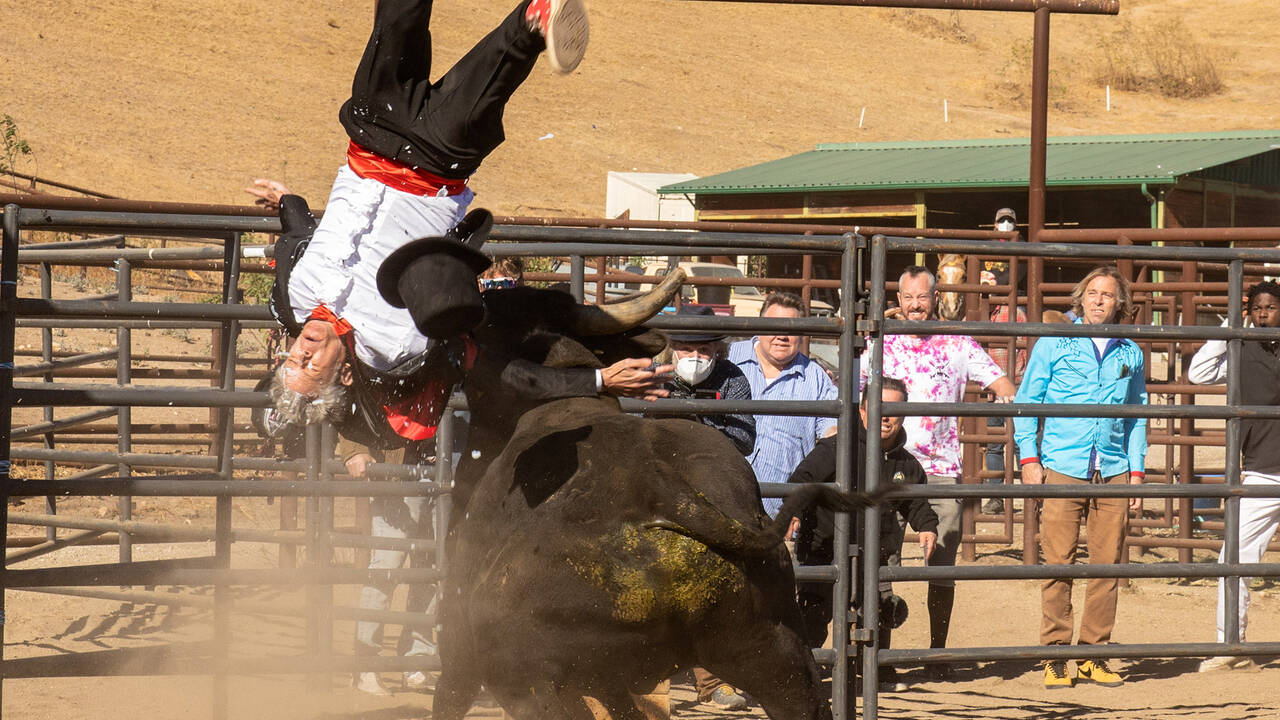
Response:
[658,361,755,455]
[1242,340,1280,474]
[788,425,937,567]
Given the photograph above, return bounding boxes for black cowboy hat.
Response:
[376,208,494,338]
[667,304,725,344]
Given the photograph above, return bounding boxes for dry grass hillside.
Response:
[2,0,1278,217]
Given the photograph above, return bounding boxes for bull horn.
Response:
[569,268,687,335]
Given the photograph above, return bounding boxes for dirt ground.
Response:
[8,517,1280,720]
[4,0,1280,717]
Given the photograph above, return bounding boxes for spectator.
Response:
[981,208,1029,515]
[652,304,755,709]
[860,265,1016,678]
[1187,280,1280,672]
[788,377,938,693]
[660,305,755,456]
[729,292,838,518]
[478,257,525,291]
[248,0,603,433]
[1013,265,1147,689]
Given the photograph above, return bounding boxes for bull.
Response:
[378,240,873,720]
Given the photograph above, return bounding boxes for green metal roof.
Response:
[658,130,1280,196]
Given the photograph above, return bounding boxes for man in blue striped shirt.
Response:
[729,292,838,517]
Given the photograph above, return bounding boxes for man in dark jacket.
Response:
[788,376,937,692]
[661,304,755,456]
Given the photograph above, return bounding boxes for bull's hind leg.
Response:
[430,668,482,720]
[701,626,832,720]
[493,682,599,720]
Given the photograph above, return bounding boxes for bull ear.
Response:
[542,336,604,369]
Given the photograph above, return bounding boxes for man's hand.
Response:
[786,516,801,541]
[919,530,937,560]
[246,178,292,211]
[600,358,673,401]
[345,452,376,479]
[1129,473,1143,513]
[1021,461,1044,485]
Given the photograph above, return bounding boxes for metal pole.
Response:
[1222,261,1243,645]
[0,204,24,714]
[434,409,456,619]
[676,0,1120,12]
[1022,6,1051,565]
[829,234,860,720]
[318,423,337,689]
[117,255,133,562]
[304,422,323,692]
[211,231,242,720]
[570,255,586,303]
[1178,261,1198,564]
[39,261,55,543]
[862,235,887,719]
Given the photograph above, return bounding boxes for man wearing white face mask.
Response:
[664,305,755,456]
[646,304,755,710]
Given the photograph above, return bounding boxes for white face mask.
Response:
[996,219,1016,232]
[675,355,714,385]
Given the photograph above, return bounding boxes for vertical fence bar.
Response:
[1222,260,1243,645]
[570,255,585,303]
[829,234,860,720]
[318,422,337,685]
[212,231,243,720]
[434,409,456,600]
[861,234,888,720]
[39,261,55,543]
[801,253,814,356]
[304,422,323,692]
[1177,261,1198,563]
[594,256,607,305]
[117,256,133,562]
[1022,5,1051,565]
[1,204,23,714]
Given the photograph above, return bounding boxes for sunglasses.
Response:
[480,276,519,290]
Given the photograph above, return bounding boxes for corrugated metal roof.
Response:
[658,130,1280,195]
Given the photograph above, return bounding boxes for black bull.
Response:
[428,281,876,720]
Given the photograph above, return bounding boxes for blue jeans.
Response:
[986,415,1007,483]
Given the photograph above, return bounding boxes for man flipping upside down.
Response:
[252,0,667,443]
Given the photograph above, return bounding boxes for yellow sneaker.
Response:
[1044,660,1073,689]
[1076,659,1123,687]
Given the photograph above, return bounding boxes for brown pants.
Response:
[692,667,726,701]
[1039,468,1130,647]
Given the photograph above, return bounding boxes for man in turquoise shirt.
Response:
[1013,266,1147,690]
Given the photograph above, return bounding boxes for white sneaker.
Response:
[403,670,430,690]
[1198,656,1255,672]
[354,672,391,696]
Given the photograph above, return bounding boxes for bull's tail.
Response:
[645,484,888,559]
[767,483,890,542]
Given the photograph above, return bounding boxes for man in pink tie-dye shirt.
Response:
[860,265,1016,679]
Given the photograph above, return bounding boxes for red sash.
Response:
[346,140,469,197]
[381,337,478,441]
